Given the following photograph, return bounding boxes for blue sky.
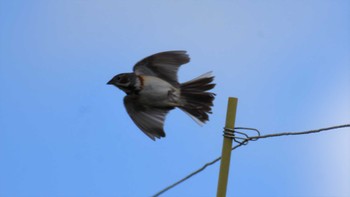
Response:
[0,0,349,197]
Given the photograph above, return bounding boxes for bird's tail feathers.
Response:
[179,72,216,124]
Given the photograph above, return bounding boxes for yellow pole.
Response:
[217,97,238,197]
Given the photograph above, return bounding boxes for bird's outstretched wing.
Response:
[133,51,190,87]
[123,95,171,140]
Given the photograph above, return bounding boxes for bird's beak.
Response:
[107,79,114,85]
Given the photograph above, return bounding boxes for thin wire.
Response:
[151,124,350,197]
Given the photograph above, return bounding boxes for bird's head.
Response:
[107,73,137,94]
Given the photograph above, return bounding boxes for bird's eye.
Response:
[120,78,128,84]
[116,75,129,84]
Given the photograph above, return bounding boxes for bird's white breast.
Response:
[138,75,180,107]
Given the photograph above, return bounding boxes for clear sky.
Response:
[0,1,349,197]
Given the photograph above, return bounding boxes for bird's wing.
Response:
[123,95,170,140]
[133,51,190,87]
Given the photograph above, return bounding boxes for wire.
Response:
[151,124,350,197]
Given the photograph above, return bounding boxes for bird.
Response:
[107,51,215,140]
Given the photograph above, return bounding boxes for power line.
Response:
[152,124,350,197]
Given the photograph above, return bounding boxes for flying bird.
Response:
[107,51,215,140]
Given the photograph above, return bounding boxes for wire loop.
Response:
[223,127,261,145]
